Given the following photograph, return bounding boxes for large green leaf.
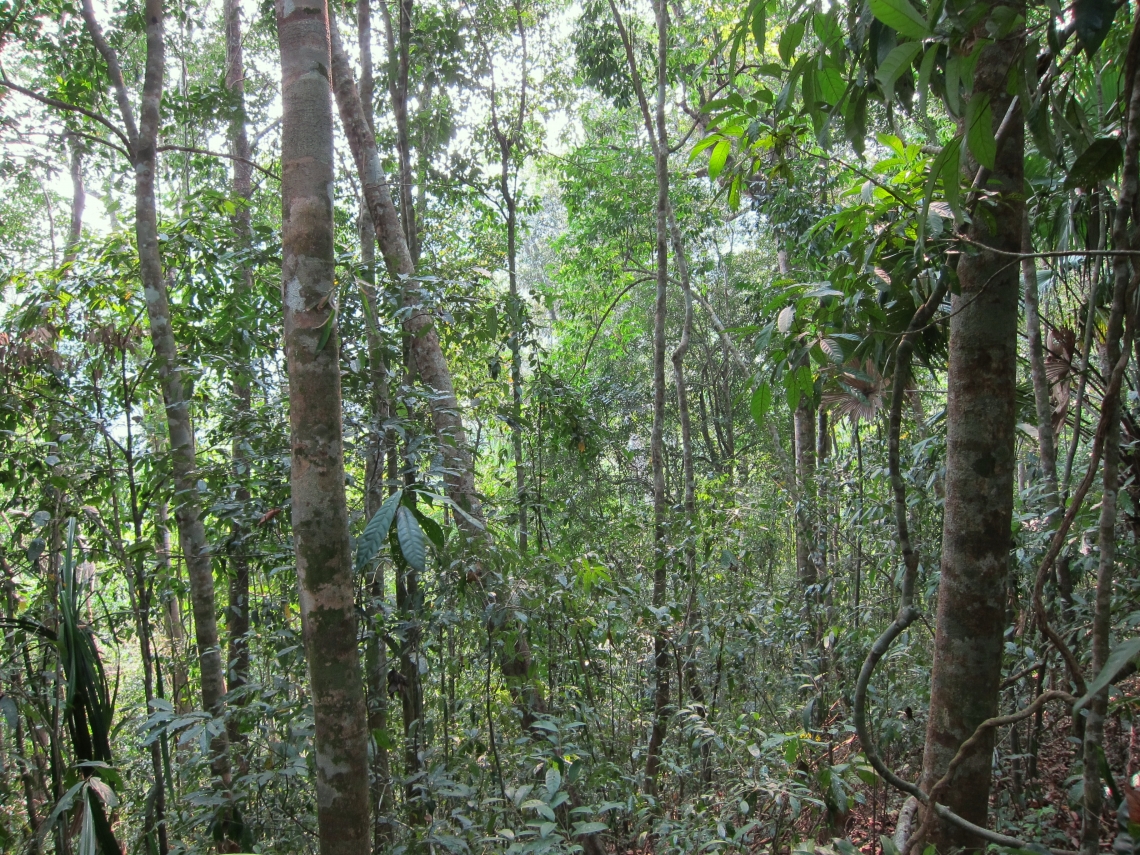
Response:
[354,489,402,573]
[396,505,426,572]
[1064,136,1123,189]
[965,95,995,170]
[750,382,772,425]
[1074,0,1119,57]
[708,139,731,180]
[876,42,922,104]
[1074,636,1140,711]
[869,0,930,39]
[779,20,806,64]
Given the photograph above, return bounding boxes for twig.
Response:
[156,144,279,181]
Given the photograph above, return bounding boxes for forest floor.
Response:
[844,691,1136,855]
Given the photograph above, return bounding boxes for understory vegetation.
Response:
[0,0,1139,852]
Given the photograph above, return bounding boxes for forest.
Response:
[0,0,1138,851]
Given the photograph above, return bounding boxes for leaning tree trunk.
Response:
[223,0,252,748]
[79,0,233,799]
[916,17,1024,851]
[327,18,546,724]
[276,0,371,851]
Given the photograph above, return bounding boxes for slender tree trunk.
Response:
[79,0,234,800]
[156,501,191,716]
[224,0,252,750]
[64,132,84,264]
[794,399,817,600]
[276,1,371,851]
[356,0,394,846]
[504,178,528,554]
[1022,212,1059,512]
[643,0,670,798]
[1080,35,1140,853]
[328,18,546,723]
[916,18,1024,850]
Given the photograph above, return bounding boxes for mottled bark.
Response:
[276,0,371,850]
[79,0,232,796]
[224,0,252,735]
[917,18,1024,850]
[328,19,483,536]
[328,18,545,724]
[642,0,669,798]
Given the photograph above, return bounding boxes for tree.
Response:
[276,0,371,849]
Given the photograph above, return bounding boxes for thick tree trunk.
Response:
[224,0,252,746]
[356,1,394,847]
[916,20,1024,850]
[643,0,670,798]
[80,0,233,797]
[276,1,371,851]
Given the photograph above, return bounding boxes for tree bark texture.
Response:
[276,1,371,850]
[355,1,395,846]
[794,399,818,597]
[328,18,545,724]
[79,0,233,790]
[643,0,670,798]
[224,0,253,724]
[917,19,1025,850]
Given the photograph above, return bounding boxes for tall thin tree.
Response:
[276,0,371,850]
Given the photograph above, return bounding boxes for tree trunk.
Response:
[328,17,545,724]
[916,19,1024,850]
[64,131,84,264]
[794,399,818,600]
[79,0,233,799]
[642,0,670,798]
[1080,33,1140,853]
[224,0,252,752]
[1021,212,1059,513]
[276,0,371,850]
[356,0,394,846]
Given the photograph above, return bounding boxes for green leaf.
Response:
[917,135,961,249]
[785,371,802,411]
[395,505,426,572]
[779,20,806,64]
[708,139,731,180]
[1064,136,1123,189]
[869,0,930,39]
[573,821,609,835]
[817,64,846,106]
[316,311,335,353]
[545,766,562,797]
[750,0,766,52]
[944,54,961,116]
[876,42,922,104]
[1074,636,1140,710]
[1074,0,1119,57]
[966,95,996,170]
[355,489,402,573]
[411,506,445,549]
[750,382,772,425]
